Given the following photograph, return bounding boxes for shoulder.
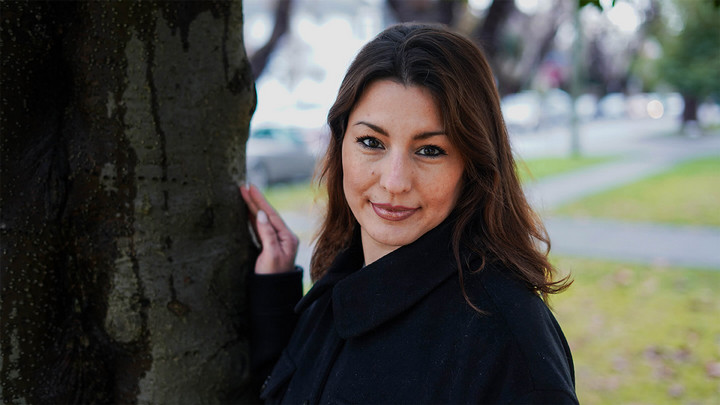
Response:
[471,264,553,326]
[464,263,577,400]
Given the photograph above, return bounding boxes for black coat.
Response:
[250,219,578,404]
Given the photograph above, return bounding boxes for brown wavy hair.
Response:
[311,23,570,302]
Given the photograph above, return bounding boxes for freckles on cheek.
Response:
[425,180,461,208]
[345,161,366,195]
[425,181,448,196]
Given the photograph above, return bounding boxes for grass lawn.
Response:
[265,181,324,213]
[552,257,720,404]
[555,156,720,226]
[517,156,614,183]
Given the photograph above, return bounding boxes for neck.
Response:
[360,228,401,266]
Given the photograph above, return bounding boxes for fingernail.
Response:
[257,210,268,224]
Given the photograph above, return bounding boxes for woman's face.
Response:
[342,80,465,265]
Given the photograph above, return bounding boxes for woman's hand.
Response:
[240,184,299,275]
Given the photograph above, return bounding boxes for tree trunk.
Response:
[1,1,256,403]
[248,0,293,80]
[473,0,515,59]
[681,93,699,124]
[680,93,701,137]
[386,0,458,25]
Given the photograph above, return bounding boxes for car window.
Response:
[251,129,274,139]
[251,128,303,145]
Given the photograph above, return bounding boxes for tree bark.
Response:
[1,1,256,403]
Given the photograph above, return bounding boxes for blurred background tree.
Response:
[657,0,720,130]
[249,0,293,79]
[246,0,720,141]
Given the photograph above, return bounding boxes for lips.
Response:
[371,203,419,221]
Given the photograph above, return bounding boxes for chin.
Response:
[369,226,422,248]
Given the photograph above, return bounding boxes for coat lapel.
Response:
[294,226,365,314]
[331,218,460,339]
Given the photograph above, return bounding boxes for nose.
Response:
[379,151,412,194]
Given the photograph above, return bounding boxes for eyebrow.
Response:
[354,121,445,140]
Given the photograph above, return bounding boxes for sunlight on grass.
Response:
[552,256,720,404]
[264,181,325,213]
[517,156,614,183]
[556,157,720,226]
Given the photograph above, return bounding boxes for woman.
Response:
[242,23,577,404]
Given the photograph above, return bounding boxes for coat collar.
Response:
[296,217,461,339]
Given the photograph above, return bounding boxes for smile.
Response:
[371,203,419,221]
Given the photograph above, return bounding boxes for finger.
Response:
[254,210,281,251]
[246,184,298,257]
[247,184,275,215]
[247,184,290,232]
[240,184,260,216]
[240,185,262,249]
[254,209,298,274]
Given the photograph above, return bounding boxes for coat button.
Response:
[261,375,271,392]
[302,401,309,405]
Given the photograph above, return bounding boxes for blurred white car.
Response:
[501,89,573,133]
[246,127,318,188]
[501,91,542,132]
[543,88,573,125]
[627,93,651,119]
[598,93,627,119]
[575,93,598,121]
[663,93,685,118]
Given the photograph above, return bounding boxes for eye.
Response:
[416,145,447,157]
[356,136,384,150]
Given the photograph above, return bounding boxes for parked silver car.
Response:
[246,127,318,189]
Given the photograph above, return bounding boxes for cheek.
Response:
[342,142,378,185]
[343,159,371,197]
[425,184,456,208]
[342,144,366,198]
[423,167,464,209]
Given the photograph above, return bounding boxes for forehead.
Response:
[349,80,442,130]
